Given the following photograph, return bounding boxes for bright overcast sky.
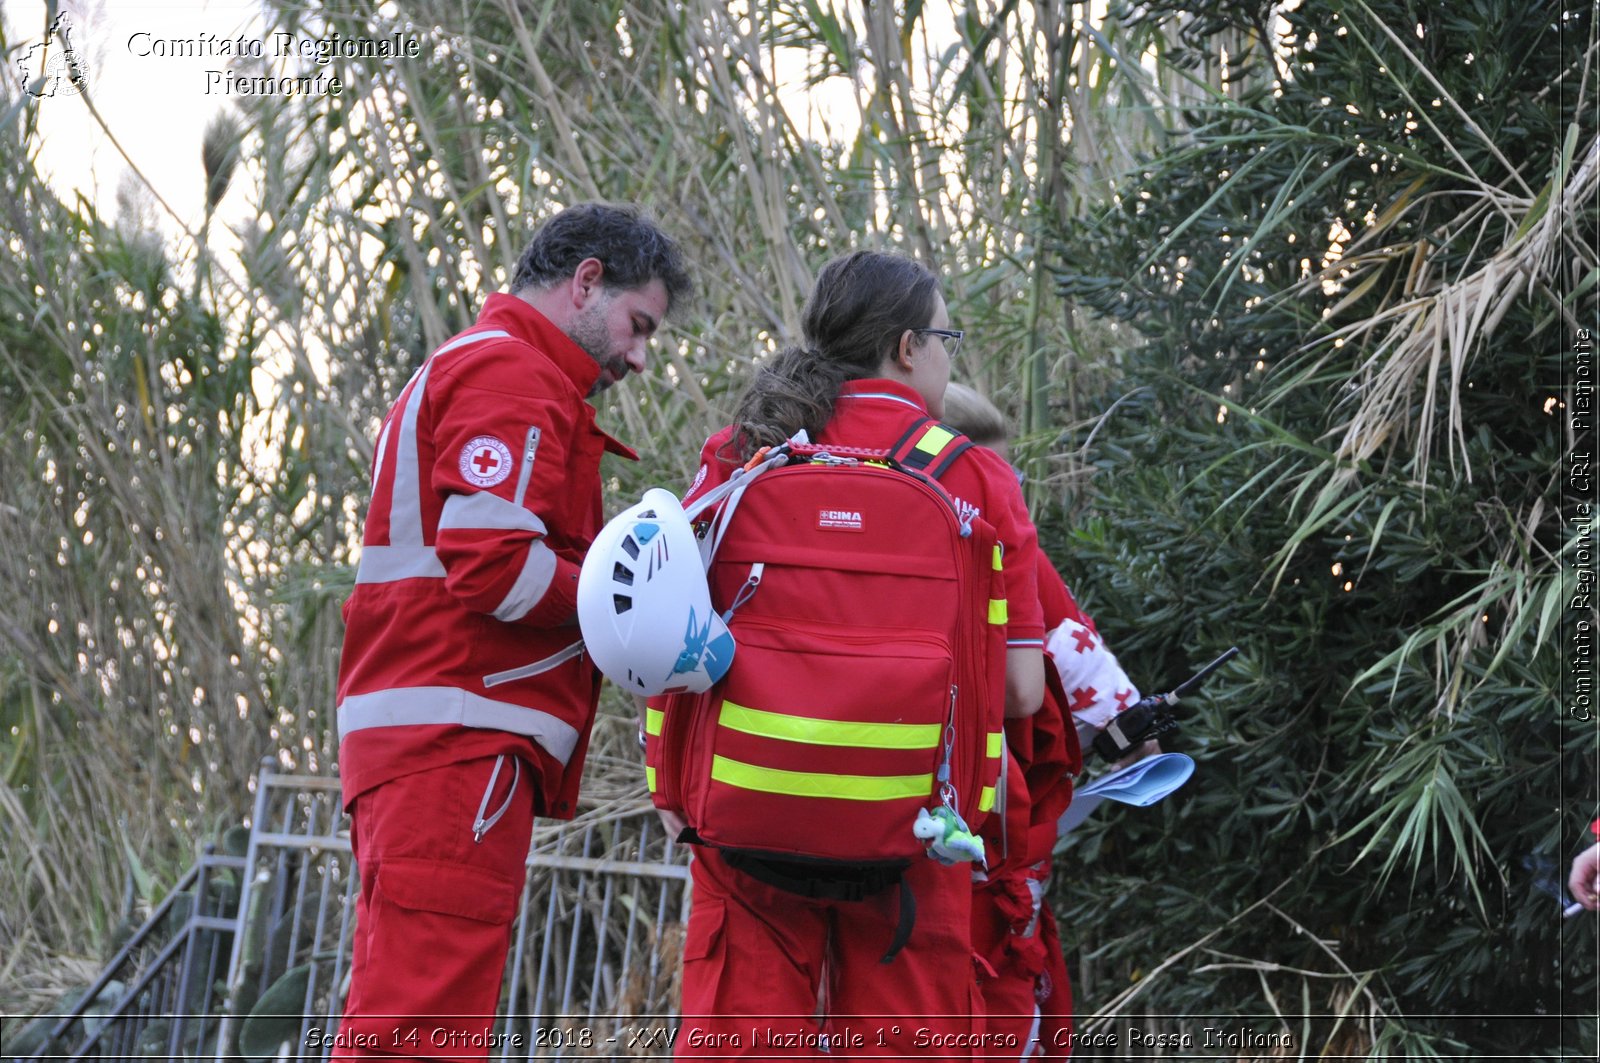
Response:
[7,1,269,231]
[8,1,930,233]
[10,0,1083,264]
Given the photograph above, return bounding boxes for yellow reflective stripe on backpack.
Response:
[914,424,957,456]
[645,707,664,736]
[645,766,657,793]
[711,755,933,801]
[992,544,1004,572]
[980,731,1003,812]
[988,598,1009,625]
[720,700,942,750]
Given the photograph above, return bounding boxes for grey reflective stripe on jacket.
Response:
[355,545,447,584]
[352,329,541,595]
[436,492,561,620]
[336,686,581,766]
[388,329,512,546]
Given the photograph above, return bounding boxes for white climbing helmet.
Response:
[578,488,735,696]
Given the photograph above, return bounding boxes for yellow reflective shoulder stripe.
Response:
[719,700,941,750]
[711,755,932,802]
[915,424,957,456]
[978,786,996,812]
[645,707,664,737]
[987,731,1004,758]
[645,766,657,793]
[988,598,1009,625]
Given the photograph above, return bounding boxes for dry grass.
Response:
[1317,134,1599,481]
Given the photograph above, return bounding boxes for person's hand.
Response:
[1112,738,1162,771]
[657,807,688,842]
[1569,842,1600,912]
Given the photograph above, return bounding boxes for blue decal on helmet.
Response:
[634,522,660,544]
[672,605,729,672]
[673,606,713,675]
[703,629,736,684]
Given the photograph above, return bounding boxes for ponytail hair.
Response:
[729,345,854,454]
[730,251,940,458]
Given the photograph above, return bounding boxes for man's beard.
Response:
[569,298,628,396]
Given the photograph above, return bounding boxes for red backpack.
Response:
[645,421,1009,868]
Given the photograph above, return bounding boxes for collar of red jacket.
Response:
[835,377,930,413]
[476,292,639,460]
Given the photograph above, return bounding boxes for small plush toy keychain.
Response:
[913,805,986,866]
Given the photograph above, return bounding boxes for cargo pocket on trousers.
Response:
[683,897,726,962]
[376,857,521,925]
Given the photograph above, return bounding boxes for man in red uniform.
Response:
[332,203,689,1060]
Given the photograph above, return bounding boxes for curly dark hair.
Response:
[510,202,692,314]
[729,251,940,457]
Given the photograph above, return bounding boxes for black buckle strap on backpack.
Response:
[720,850,919,964]
[887,417,974,482]
[885,875,916,964]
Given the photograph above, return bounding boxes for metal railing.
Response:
[20,846,243,1060]
[18,761,690,1061]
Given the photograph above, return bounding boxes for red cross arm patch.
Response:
[459,435,514,488]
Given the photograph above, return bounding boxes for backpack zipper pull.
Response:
[938,684,959,809]
[721,562,764,623]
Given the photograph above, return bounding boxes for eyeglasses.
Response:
[912,328,964,358]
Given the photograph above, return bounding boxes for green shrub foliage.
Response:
[1046,0,1594,1054]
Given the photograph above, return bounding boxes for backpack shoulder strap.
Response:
[887,417,975,482]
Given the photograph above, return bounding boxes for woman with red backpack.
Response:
[665,251,1050,1057]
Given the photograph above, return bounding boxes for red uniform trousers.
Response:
[678,847,983,1060]
[972,862,1074,1060]
[333,756,533,1062]
[1033,906,1074,1059]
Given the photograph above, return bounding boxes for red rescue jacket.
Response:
[336,294,636,816]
